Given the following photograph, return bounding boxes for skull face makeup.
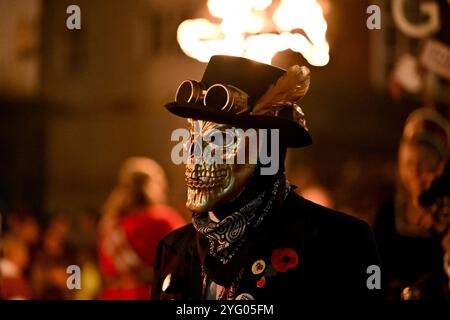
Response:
[185,119,256,213]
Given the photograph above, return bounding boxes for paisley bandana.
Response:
[192,175,290,265]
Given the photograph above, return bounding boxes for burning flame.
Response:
[177,0,329,66]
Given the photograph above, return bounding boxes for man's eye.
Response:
[223,132,236,146]
[207,135,220,146]
[208,132,234,147]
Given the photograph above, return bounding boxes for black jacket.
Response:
[152,191,383,300]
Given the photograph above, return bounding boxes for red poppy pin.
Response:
[256,277,266,288]
[253,248,299,289]
[271,248,299,273]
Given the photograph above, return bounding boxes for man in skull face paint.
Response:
[152,56,382,300]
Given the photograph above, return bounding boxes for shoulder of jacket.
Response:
[284,191,371,234]
[159,223,197,253]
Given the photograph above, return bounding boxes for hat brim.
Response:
[165,102,312,148]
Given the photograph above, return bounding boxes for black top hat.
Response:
[165,55,312,148]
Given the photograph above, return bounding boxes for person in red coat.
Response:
[98,157,185,299]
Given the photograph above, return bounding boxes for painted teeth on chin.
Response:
[187,179,226,189]
[186,169,228,178]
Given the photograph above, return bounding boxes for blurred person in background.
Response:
[404,161,450,300]
[0,236,32,299]
[374,107,450,299]
[5,211,41,254]
[31,216,76,299]
[98,157,185,300]
[71,211,102,300]
[74,248,102,300]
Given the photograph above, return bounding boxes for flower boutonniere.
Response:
[271,248,299,272]
[252,248,299,289]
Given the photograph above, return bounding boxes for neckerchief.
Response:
[193,174,290,287]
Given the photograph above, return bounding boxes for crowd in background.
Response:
[0,208,99,299]
[0,157,186,300]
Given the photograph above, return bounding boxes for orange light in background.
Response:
[177,0,329,66]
